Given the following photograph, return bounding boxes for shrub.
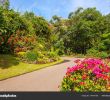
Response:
[98,42,107,51]
[61,58,110,92]
[48,51,60,61]
[38,52,45,59]
[37,57,50,64]
[25,51,38,62]
[47,48,59,59]
[48,51,57,58]
[87,48,99,57]
[16,52,26,61]
[0,44,12,54]
[87,49,108,58]
[17,52,26,57]
[99,52,108,59]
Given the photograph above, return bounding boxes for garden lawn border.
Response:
[0,59,63,81]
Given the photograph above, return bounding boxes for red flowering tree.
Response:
[0,8,34,54]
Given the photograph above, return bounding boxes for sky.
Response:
[10,0,110,20]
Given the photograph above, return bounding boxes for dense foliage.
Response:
[0,1,60,63]
[50,8,110,56]
[66,8,110,55]
[0,0,110,63]
[61,59,110,92]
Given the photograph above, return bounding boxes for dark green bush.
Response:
[25,51,38,62]
[0,44,13,54]
[98,42,107,51]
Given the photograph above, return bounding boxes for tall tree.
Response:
[68,8,103,54]
[0,0,10,9]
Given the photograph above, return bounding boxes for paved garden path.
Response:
[0,57,83,91]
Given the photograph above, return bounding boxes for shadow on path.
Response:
[53,60,70,66]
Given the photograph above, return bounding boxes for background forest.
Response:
[0,0,110,64]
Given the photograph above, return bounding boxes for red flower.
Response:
[103,75,109,80]
[66,72,71,77]
[73,78,77,81]
[79,82,85,85]
[82,74,87,80]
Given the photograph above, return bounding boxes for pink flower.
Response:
[66,58,110,78]
[92,67,102,75]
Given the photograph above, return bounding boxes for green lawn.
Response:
[0,55,63,80]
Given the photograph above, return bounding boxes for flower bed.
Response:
[61,58,110,92]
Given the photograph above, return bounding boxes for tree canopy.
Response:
[0,1,110,58]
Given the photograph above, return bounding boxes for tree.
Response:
[50,15,68,54]
[24,12,51,39]
[67,8,103,54]
[68,7,83,19]
[97,33,110,52]
[0,8,33,53]
[0,0,10,9]
[104,14,110,33]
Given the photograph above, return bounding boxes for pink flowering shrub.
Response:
[61,58,110,92]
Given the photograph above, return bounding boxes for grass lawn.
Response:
[0,55,63,81]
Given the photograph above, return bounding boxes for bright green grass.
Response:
[0,55,63,80]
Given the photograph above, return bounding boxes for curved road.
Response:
[0,57,82,91]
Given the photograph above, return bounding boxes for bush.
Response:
[48,51,57,58]
[61,58,110,92]
[98,42,107,51]
[87,48,99,57]
[87,48,109,58]
[99,52,108,59]
[37,57,50,64]
[17,52,26,57]
[25,51,38,62]
[0,44,12,54]
[16,52,26,61]
[47,51,60,61]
